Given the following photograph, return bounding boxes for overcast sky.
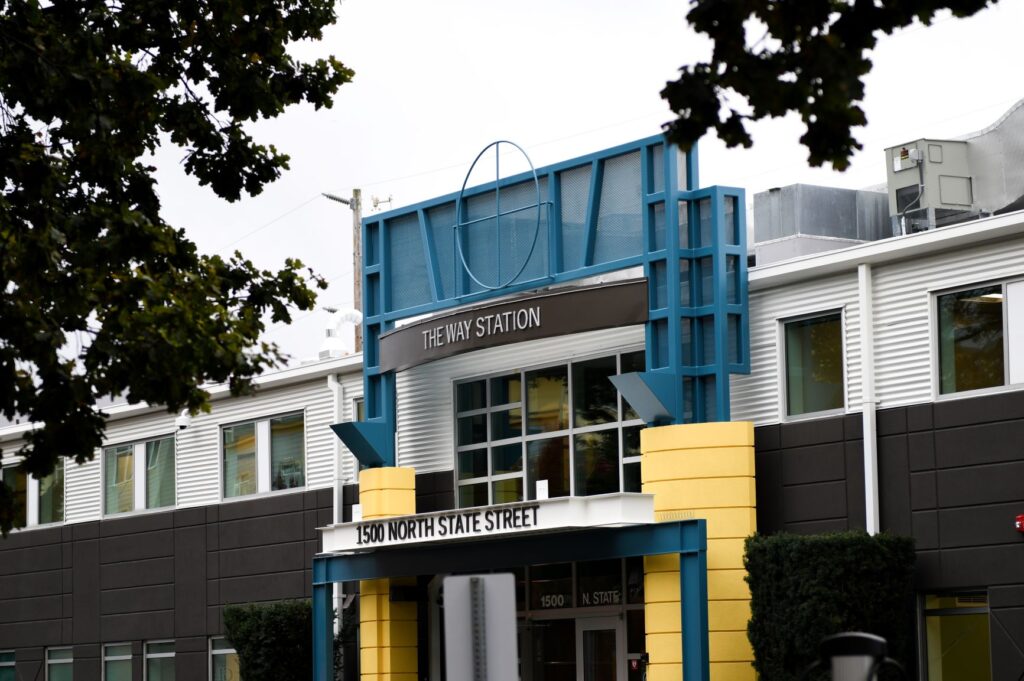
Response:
[151,0,1024,365]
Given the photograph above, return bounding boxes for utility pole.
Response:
[322,189,363,352]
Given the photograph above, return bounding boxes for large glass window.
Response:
[924,593,991,680]
[784,312,844,416]
[270,414,305,490]
[104,436,175,514]
[1,466,26,528]
[146,439,176,509]
[103,644,131,681]
[222,413,305,499]
[46,647,73,681]
[210,638,239,681]
[38,459,64,524]
[0,651,14,681]
[455,351,645,507]
[938,286,1005,394]
[223,423,257,498]
[145,641,174,681]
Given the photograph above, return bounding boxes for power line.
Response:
[212,193,324,254]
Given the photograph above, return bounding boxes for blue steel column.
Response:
[313,557,334,681]
[680,521,710,681]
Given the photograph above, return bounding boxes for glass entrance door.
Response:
[576,617,626,681]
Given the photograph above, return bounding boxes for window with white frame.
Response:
[210,638,239,681]
[455,351,645,508]
[103,436,175,515]
[936,281,1024,395]
[222,412,305,499]
[0,459,64,529]
[46,647,72,681]
[0,650,14,681]
[783,312,845,417]
[145,641,174,681]
[103,644,131,681]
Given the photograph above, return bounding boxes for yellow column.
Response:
[642,422,756,681]
[359,467,418,681]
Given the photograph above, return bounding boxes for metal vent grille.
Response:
[559,164,591,270]
[388,213,433,311]
[427,202,456,300]
[594,151,643,264]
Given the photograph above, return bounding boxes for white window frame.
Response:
[102,434,177,517]
[102,643,132,681]
[931,278,1024,401]
[209,637,238,681]
[777,308,848,422]
[45,646,73,681]
[219,410,307,501]
[453,348,646,508]
[144,640,174,681]
[30,457,65,527]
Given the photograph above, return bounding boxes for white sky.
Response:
[152,0,1024,364]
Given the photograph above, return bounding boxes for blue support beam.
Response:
[312,576,333,681]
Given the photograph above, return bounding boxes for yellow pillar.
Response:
[642,422,756,681]
[359,467,418,681]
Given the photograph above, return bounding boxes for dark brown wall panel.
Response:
[755,415,866,534]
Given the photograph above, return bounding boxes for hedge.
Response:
[745,531,916,680]
[223,600,312,681]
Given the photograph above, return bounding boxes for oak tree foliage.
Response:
[662,0,996,170]
[0,0,353,533]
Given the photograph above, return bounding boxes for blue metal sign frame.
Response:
[336,135,749,467]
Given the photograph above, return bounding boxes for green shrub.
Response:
[224,600,312,681]
[745,531,915,680]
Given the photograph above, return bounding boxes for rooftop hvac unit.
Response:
[885,139,977,234]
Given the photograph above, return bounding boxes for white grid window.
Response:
[221,412,306,499]
[210,638,239,681]
[103,643,131,681]
[46,647,72,681]
[145,641,174,681]
[455,350,645,508]
[102,436,176,515]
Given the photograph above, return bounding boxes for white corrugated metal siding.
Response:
[65,456,101,522]
[731,273,860,424]
[337,373,363,486]
[395,326,646,473]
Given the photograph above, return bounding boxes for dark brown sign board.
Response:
[379,279,648,373]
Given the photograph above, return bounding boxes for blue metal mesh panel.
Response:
[697,197,713,248]
[651,260,667,309]
[559,164,591,271]
[594,151,643,263]
[650,144,665,194]
[678,200,690,249]
[701,317,715,365]
[387,213,432,311]
[681,317,694,365]
[676,148,689,191]
[698,256,714,306]
[651,202,666,251]
[680,259,692,307]
[460,178,548,290]
[427,202,456,300]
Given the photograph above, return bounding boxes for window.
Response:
[923,593,991,680]
[210,638,239,681]
[103,644,131,681]
[783,312,844,417]
[145,641,174,681]
[1,460,64,528]
[103,436,176,515]
[38,459,64,524]
[1,466,26,528]
[222,413,305,499]
[455,351,645,507]
[0,651,14,681]
[46,647,72,681]
[938,285,1005,394]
